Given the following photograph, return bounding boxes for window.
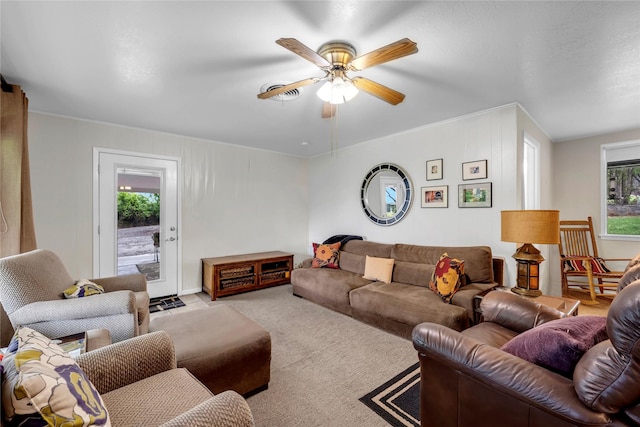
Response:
[601,140,640,239]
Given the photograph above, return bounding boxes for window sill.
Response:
[599,234,640,242]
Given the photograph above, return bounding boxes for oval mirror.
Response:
[360,163,413,226]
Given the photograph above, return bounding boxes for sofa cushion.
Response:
[392,261,433,287]
[342,240,394,258]
[501,316,608,378]
[63,279,105,298]
[311,242,341,269]
[430,253,465,303]
[391,244,494,283]
[338,251,367,275]
[350,282,469,332]
[102,368,212,426]
[363,256,395,284]
[1,327,110,426]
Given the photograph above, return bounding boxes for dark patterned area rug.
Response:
[149,295,185,313]
[360,363,420,427]
[136,262,159,281]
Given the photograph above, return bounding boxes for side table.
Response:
[473,287,580,324]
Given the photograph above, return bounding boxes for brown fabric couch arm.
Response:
[412,323,612,425]
[480,290,565,333]
[160,391,255,427]
[85,328,112,352]
[76,331,177,394]
[91,273,147,293]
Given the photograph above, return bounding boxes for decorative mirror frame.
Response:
[360,163,413,226]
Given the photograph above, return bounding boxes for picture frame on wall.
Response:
[458,182,492,208]
[426,158,443,181]
[462,159,488,180]
[421,185,448,208]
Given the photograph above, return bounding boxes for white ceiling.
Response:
[2,1,639,157]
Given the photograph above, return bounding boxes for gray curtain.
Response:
[1,81,37,345]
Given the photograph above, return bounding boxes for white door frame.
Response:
[92,148,182,296]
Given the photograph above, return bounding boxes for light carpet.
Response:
[188,285,418,427]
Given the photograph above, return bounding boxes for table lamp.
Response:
[501,210,560,297]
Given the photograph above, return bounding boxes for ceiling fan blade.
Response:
[351,77,406,105]
[276,38,332,69]
[349,38,418,71]
[321,102,336,118]
[257,78,318,99]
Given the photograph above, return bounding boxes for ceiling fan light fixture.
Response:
[316,77,359,105]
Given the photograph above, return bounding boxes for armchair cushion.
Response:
[1,327,110,426]
[10,290,136,326]
[63,279,105,298]
[501,316,608,378]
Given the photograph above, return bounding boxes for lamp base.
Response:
[511,286,542,297]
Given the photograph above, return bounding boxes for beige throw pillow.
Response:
[363,255,395,284]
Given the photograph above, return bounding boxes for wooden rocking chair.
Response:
[558,216,629,304]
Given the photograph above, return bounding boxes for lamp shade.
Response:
[501,210,560,244]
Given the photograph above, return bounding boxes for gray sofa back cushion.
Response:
[339,240,394,275]
[392,261,433,287]
[391,244,494,283]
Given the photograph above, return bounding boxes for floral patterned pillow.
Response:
[311,242,341,269]
[63,279,105,298]
[1,327,111,427]
[429,253,465,303]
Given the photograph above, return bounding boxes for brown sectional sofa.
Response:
[292,240,503,338]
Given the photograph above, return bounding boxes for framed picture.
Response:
[421,185,448,208]
[462,160,488,180]
[426,158,443,181]
[458,182,492,208]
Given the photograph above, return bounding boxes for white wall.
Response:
[552,128,640,278]
[307,104,525,285]
[27,113,309,295]
[516,106,557,294]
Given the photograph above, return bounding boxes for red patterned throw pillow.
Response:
[429,253,465,303]
[563,256,611,274]
[312,242,341,269]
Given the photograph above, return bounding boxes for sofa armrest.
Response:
[92,273,147,293]
[300,258,313,268]
[160,391,255,427]
[412,323,612,425]
[76,331,177,394]
[9,290,136,326]
[480,290,565,333]
[492,257,504,286]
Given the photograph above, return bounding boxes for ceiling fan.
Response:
[257,38,418,118]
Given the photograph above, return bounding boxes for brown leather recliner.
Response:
[412,279,640,427]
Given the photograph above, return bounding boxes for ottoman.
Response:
[149,304,271,396]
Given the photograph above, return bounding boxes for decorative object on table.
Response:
[458,182,492,208]
[501,210,560,297]
[421,185,448,208]
[558,216,629,304]
[461,159,488,180]
[426,158,443,181]
[360,163,413,226]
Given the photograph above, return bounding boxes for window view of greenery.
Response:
[607,159,640,235]
[117,192,160,227]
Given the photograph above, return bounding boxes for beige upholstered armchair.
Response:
[0,249,149,343]
[76,331,255,426]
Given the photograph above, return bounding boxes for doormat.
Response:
[359,362,420,427]
[149,295,185,313]
[136,262,159,281]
